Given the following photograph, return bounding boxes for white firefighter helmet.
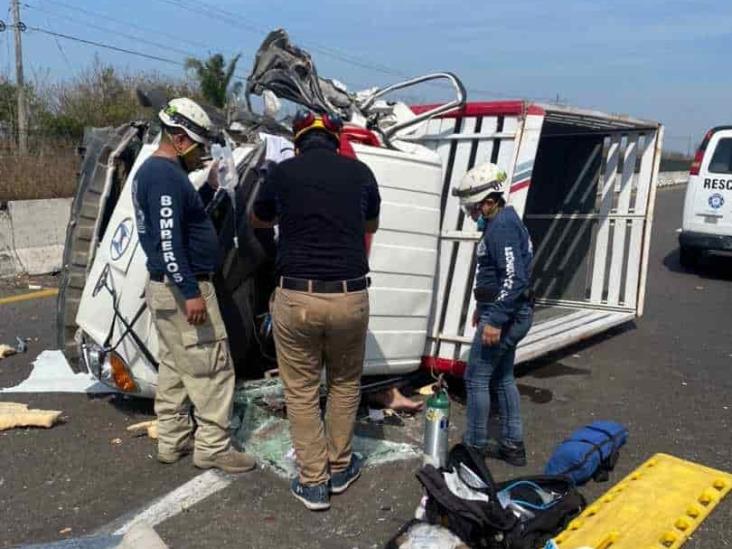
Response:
[452,162,508,207]
[158,97,213,144]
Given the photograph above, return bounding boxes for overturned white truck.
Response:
[56,31,664,396]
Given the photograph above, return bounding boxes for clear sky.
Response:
[2,0,730,152]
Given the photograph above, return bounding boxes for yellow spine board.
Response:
[553,453,732,549]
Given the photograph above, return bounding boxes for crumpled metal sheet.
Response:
[246,29,354,116]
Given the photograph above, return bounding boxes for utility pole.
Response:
[11,0,28,153]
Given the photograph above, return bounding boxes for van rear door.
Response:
[684,128,732,234]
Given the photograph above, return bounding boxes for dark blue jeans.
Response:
[463,302,533,449]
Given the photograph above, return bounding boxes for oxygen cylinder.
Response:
[422,380,450,468]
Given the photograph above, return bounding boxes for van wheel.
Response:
[56,125,141,372]
[679,246,700,269]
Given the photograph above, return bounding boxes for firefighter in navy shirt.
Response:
[453,162,534,467]
[132,98,255,474]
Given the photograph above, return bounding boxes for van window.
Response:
[708,138,732,174]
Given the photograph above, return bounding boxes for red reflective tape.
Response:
[510,179,531,193]
[420,355,467,377]
[411,101,545,119]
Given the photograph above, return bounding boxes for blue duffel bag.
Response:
[544,421,628,486]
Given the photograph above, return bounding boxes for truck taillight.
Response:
[689,149,704,176]
[690,129,715,176]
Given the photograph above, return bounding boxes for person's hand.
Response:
[186,297,207,325]
[472,308,479,327]
[481,324,501,347]
[206,160,220,190]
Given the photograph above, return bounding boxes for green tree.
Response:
[184,53,242,108]
[38,60,199,139]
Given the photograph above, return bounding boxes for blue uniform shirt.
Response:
[132,156,220,299]
[475,205,533,328]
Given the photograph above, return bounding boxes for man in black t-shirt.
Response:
[251,111,380,511]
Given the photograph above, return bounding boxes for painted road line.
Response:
[0,288,58,306]
[102,470,235,536]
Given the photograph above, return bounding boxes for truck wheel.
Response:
[55,125,141,372]
[679,246,700,269]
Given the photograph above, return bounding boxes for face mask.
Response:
[169,132,204,173]
[477,216,487,231]
[178,142,204,173]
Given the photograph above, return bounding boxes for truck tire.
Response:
[55,126,141,372]
[679,245,700,270]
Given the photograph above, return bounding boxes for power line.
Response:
[27,26,184,66]
[29,0,212,51]
[25,2,201,59]
[27,0,250,81]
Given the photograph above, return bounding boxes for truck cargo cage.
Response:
[407,101,663,371]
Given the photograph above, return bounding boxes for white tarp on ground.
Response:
[1,350,117,394]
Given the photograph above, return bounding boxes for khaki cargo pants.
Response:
[146,280,235,460]
[272,287,369,486]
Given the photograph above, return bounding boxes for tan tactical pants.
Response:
[272,287,369,486]
[146,280,235,460]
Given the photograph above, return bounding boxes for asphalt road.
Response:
[1,186,730,548]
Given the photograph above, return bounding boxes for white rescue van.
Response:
[680,126,732,267]
[55,31,664,395]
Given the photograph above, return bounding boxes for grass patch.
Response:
[0,139,78,202]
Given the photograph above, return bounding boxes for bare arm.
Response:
[365,217,380,234]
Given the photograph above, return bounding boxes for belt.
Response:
[149,272,213,283]
[279,276,370,294]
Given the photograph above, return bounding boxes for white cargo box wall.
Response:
[406,101,663,373]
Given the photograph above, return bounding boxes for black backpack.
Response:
[415,444,585,549]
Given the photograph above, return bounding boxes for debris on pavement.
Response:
[15,336,28,353]
[387,519,468,548]
[110,437,123,445]
[1,350,118,394]
[0,344,16,359]
[58,527,72,535]
[0,402,63,430]
[127,420,159,440]
[369,407,385,422]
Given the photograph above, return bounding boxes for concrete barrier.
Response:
[0,198,72,277]
[658,170,689,188]
[0,209,20,277]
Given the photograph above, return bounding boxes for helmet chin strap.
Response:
[167,131,198,157]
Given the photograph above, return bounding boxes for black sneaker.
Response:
[330,454,363,495]
[290,479,330,511]
[484,440,527,467]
